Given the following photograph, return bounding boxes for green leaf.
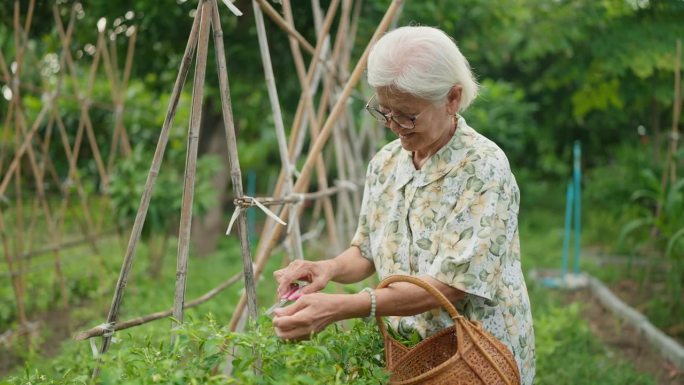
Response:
[480,215,493,228]
[666,227,684,258]
[466,176,485,191]
[464,163,476,175]
[496,234,507,245]
[416,238,432,250]
[665,178,684,212]
[617,217,654,247]
[460,227,474,240]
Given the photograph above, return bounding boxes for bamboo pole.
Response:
[13,2,24,77]
[0,94,13,175]
[13,100,70,308]
[172,0,212,333]
[338,0,366,214]
[321,0,356,243]
[0,1,68,333]
[94,0,202,362]
[10,1,27,280]
[12,162,26,304]
[348,0,379,212]
[24,114,56,250]
[282,0,341,254]
[54,6,115,249]
[23,0,36,35]
[75,272,242,341]
[54,111,103,258]
[0,46,10,84]
[255,0,343,85]
[54,15,109,253]
[7,102,52,274]
[0,19,28,327]
[51,10,104,256]
[228,0,404,330]
[310,0,324,32]
[108,33,119,92]
[0,208,27,331]
[9,130,27,327]
[254,0,315,55]
[118,25,136,156]
[0,103,50,196]
[653,40,683,235]
[247,0,345,280]
[101,26,124,174]
[257,0,344,93]
[669,39,681,183]
[210,0,259,324]
[228,0,344,331]
[53,6,110,192]
[105,25,136,174]
[32,110,62,195]
[307,0,336,90]
[253,0,305,266]
[233,185,357,207]
[10,230,117,263]
[331,135,361,229]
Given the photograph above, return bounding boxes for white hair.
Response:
[367,26,479,112]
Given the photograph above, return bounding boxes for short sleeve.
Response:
[427,170,513,301]
[350,163,374,261]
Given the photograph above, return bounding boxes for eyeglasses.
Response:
[364,94,428,130]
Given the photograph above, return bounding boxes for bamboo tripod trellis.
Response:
[75,0,404,378]
[0,0,403,376]
[0,0,135,341]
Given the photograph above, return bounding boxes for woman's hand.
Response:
[271,293,345,340]
[273,259,336,298]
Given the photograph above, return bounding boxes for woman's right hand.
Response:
[274,259,336,298]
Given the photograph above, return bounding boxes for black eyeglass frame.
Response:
[364,94,429,130]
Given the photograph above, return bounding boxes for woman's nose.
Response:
[385,117,400,130]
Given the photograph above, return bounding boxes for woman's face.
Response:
[375,86,460,157]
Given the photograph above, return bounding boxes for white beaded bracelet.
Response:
[361,287,376,321]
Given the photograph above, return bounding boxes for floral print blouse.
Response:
[351,117,536,384]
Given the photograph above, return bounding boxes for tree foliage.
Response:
[2,0,682,179]
[390,0,683,171]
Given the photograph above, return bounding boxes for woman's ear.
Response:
[446,85,462,114]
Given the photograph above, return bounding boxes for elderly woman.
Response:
[272,26,535,384]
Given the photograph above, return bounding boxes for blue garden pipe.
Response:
[572,141,582,273]
[561,180,574,278]
[560,141,582,278]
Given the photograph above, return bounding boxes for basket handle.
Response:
[374,275,464,340]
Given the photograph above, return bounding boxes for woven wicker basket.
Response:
[376,275,521,385]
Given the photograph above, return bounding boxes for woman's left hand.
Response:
[272,292,341,340]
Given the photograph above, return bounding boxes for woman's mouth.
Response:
[399,132,415,139]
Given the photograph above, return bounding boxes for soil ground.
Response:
[567,289,684,385]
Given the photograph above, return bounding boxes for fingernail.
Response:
[287,290,302,301]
